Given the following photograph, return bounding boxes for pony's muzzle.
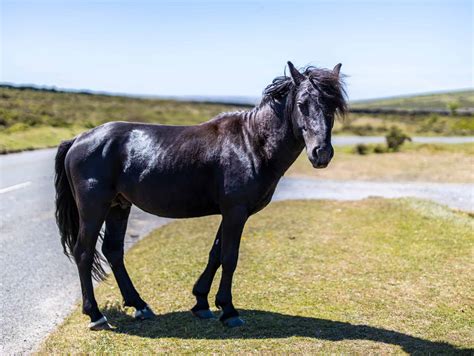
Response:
[310,145,334,169]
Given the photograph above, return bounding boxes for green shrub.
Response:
[385,126,411,151]
[373,144,387,154]
[447,101,459,115]
[354,143,370,155]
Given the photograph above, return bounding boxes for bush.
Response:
[354,143,370,155]
[385,126,411,151]
[373,144,387,154]
[447,101,459,116]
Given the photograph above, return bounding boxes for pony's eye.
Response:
[298,102,309,116]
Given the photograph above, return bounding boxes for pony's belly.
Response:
[135,198,220,218]
[121,180,220,218]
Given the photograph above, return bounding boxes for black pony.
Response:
[55,62,347,329]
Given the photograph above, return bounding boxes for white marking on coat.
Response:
[124,129,165,181]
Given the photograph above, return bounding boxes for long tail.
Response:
[54,139,106,281]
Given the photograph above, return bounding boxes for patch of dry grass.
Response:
[39,199,474,354]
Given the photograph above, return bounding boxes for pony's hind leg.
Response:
[73,203,111,330]
[102,205,155,320]
[191,222,222,319]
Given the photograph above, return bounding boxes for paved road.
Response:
[0,149,170,355]
[0,139,473,354]
[274,178,473,211]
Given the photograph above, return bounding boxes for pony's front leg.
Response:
[215,206,248,327]
[191,222,222,319]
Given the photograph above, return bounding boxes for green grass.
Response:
[350,90,474,110]
[39,199,474,354]
[0,126,86,154]
[333,113,474,136]
[339,90,474,136]
[0,86,247,153]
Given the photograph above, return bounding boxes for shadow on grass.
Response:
[104,307,471,354]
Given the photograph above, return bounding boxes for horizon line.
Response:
[1,82,473,106]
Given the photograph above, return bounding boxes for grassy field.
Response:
[39,199,473,354]
[350,90,474,110]
[287,143,474,183]
[0,86,246,153]
[342,90,474,136]
[1,86,474,153]
[335,113,474,136]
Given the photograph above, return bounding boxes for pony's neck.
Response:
[247,98,305,176]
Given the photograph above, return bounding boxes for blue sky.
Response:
[1,0,472,100]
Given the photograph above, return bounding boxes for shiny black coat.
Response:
[55,62,346,326]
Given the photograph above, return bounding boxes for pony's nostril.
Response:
[312,146,321,159]
[314,145,333,164]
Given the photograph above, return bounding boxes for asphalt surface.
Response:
[0,136,473,354]
[0,149,171,354]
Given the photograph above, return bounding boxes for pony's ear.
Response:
[287,61,305,86]
[333,63,342,76]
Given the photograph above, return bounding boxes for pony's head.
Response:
[264,62,347,168]
[289,62,347,168]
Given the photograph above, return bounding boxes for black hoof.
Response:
[134,305,156,320]
[191,309,217,319]
[222,316,245,328]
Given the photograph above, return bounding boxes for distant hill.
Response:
[350,90,474,111]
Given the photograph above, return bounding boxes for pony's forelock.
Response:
[261,66,348,118]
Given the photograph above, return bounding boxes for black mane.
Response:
[262,66,348,118]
